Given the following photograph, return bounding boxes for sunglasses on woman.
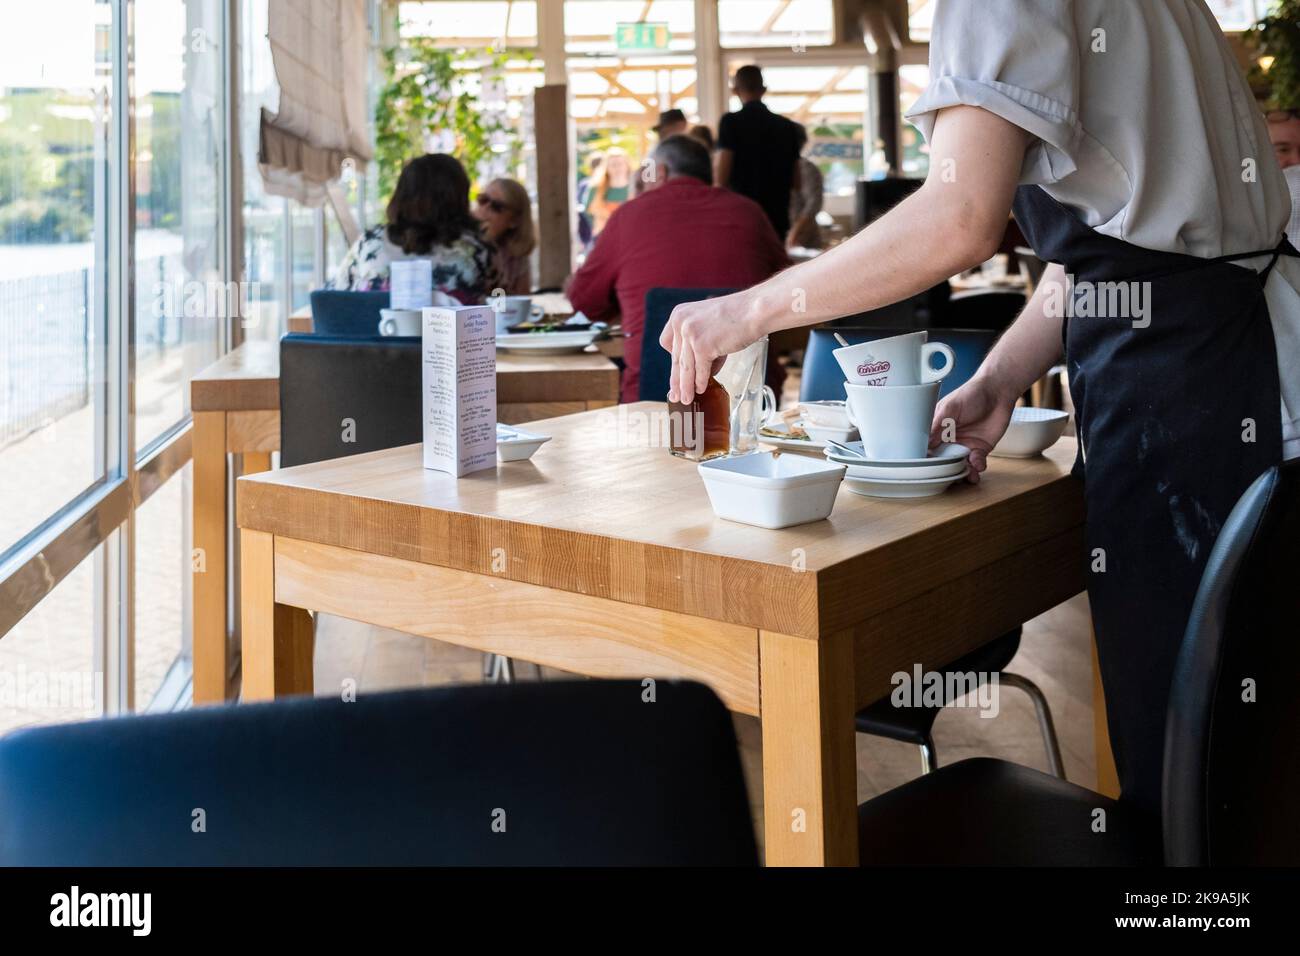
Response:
[476,194,508,214]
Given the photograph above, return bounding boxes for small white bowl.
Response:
[698,452,845,529]
[496,424,551,461]
[990,407,1070,459]
[798,400,852,430]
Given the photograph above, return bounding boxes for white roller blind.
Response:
[259,0,373,206]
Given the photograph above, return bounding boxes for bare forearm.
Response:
[973,263,1067,400]
[737,182,1004,334]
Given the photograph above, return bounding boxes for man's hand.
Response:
[659,294,760,403]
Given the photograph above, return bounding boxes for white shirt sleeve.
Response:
[904,0,1083,185]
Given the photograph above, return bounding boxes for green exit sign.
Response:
[615,22,671,51]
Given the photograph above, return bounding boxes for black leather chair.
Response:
[278,333,421,468]
[279,333,519,682]
[939,288,1026,333]
[308,289,391,337]
[639,288,739,402]
[856,460,1300,865]
[801,325,1063,777]
[0,680,758,866]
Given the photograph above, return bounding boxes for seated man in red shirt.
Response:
[567,135,789,403]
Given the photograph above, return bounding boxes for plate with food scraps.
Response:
[758,419,846,454]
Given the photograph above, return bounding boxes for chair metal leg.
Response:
[919,735,939,774]
[1000,671,1066,779]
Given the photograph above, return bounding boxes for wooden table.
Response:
[192,341,620,704]
[235,403,1087,865]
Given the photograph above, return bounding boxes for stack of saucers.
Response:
[823,441,971,499]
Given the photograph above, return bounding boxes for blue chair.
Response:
[856,460,1300,865]
[308,289,391,337]
[279,333,421,468]
[639,288,739,402]
[799,326,1000,403]
[0,680,759,865]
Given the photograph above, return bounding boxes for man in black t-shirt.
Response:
[716,65,805,239]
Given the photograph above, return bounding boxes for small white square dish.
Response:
[496,424,551,461]
[698,452,845,529]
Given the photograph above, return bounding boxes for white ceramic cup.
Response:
[493,295,545,334]
[378,308,422,336]
[834,331,955,387]
[845,381,940,460]
[798,400,853,430]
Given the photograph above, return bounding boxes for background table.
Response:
[286,292,576,334]
[191,341,619,703]
[235,403,1087,865]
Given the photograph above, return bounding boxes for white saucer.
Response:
[834,456,968,481]
[844,466,971,499]
[824,441,970,467]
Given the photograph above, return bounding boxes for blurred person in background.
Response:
[653,108,689,140]
[586,148,633,238]
[788,127,824,249]
[688,124,716,152]
[474,177,536,295]
[329,153,497,304]
[1266,108,1300,244]
[567,135,788,403]
[716,65,805,238]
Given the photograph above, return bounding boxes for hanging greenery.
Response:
[1248,0,1300,108]
[374,33,529,206]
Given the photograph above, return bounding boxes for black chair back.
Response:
[1163,459,1300,865]
[279,334,421,468]
[800,326,999,403]
[0,680,758,865]
[639,288,738,401]
[939,289,1025,332]
[308,289,391,337]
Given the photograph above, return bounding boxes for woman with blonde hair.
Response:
[472,177,536,295]
[585,147,632,238]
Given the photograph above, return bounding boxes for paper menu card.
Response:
[422,305,498,477]
[390,258,433,310]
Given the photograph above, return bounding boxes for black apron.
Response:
[1012,185,1290,818]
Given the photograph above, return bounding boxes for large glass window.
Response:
[0,548,100,736]
[0,0,114,557]
[134,0,225,453]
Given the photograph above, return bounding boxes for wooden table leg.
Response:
[240,529,314,701]
[758,629,858,866]
[192,411,228,704]
[1091,629,1121,798]
[241,451,272,476]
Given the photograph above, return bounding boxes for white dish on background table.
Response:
[496,329,599,355]
[698,452,845,529]
[990,407,1069,458]
[496,424,551,461]
[844,466,971,499]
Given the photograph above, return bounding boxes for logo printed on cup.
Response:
[857,360,891,377]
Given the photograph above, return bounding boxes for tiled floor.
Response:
[313,591,1098,855]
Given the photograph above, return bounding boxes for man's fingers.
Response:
[694,343,712,398]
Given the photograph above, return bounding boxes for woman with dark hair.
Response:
[329,153,498,303]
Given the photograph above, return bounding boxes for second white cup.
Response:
[378,308,422,336]
[834,331,955,387]
[845,381,940,460]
